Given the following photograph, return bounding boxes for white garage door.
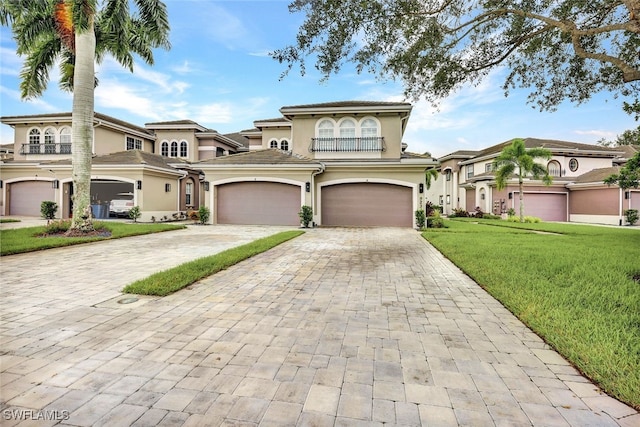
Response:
[515,193,567,221]
[321,183,412,227]
[217,181,301,225]
[9,181,53,216]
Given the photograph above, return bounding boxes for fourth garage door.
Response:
[321,182,412,227]
[216,181,300,226]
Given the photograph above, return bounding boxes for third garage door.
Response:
[321,182,412,227]
[217,181,301,225]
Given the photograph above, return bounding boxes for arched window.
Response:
[360,118,378,151]
[161,141,169,157]
[28,128,41,153]
[339,119,356,150]
[60,127,71,154]
[318,120,334,139]
[180,141,188,158]
[44,128,56,153]
[170,141,178,157]
[547,160,562,177]
[280,139,289,151]
[270,139,278,149]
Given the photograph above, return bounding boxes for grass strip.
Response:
[0,222,185,255]
[123,230,305,296]
[422,219,640,410]
[0,218,21,223]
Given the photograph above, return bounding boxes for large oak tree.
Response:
[273,0,640,111]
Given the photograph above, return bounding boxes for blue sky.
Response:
[0,0,636,158]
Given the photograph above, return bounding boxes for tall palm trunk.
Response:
[519,174,525,223]
[69,17,95,232]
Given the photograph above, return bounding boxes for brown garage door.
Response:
[321,182,412,227]
[217,181,301,225]
[516,193,567,221]
[9,181,53,216]
[630,190,640,211]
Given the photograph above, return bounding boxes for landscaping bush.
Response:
[43,219,71,234]
[482,213,501,220]
[40,201,58,221]
[625,209,639,226]
[425,201,441,217]
[415,209,426,229]
[472,206,484,218]
[299,205,313,228]
[198,206,210,225]
[128,206,141,222]
[523,216,542,223]
[450,207,469,217]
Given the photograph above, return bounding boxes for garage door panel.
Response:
[322,183,412,227]
[9,181,53,216]
[217,181,300,226]
[630,191,640,211]
[516,193,567,221]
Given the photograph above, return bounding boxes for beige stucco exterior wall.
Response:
[153,130,198,161]
[260,127,292,150]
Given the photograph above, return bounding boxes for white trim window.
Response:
[339,119,356,150]
[180,141,188,158]
[60,127,71,153]
[170,141,178,157]
[161,141,169,157]
[44,128,56,153]
[28,128,41,153]
[547,160,562,177]
[185,181,193,206]
[466,165,474,179]
[270,139,278,149]
[126,136,142,150]
[280,139,289,151]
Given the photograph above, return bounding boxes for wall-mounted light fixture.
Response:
[508,192,513,199]
[165,183,171,192]
[204,181,210,191]
[0,179,3,188]
[446,195,451,204]
[419,183,424,193]
[52,180,59,189]
[480,193,485,200]
[305,182,311,192]
[137,180,142,190]
[625,191,630,199]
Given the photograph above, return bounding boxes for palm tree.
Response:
[1,0,170,232]
[492,138,552,223]
[425,167,439,190]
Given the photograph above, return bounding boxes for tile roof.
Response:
[472,138,620,158]
[43,150,178,170]
[197,149,321,165]
[281,100,412,109]
[223,132,250,150]
[0,112,153,136]
[572,166,621,183]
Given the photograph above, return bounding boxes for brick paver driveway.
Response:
[0,226,637,426]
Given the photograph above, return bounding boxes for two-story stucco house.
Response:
[427,138,639,225]
[0,101,437,227]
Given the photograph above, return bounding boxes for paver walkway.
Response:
[0,226,638,426]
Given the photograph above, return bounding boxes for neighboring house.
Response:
[0,101,437,227]
[427,138,640,225]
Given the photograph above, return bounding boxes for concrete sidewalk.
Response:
[0,226,637,426]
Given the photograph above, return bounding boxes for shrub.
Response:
[507,215,521,222]
[426,211,446,228]
[624,209,639,226]
[483,214,501,220]
[415,209,426,229]
[473,206,484,218]
[425,201,441,217]
[128,206,141,222]
[43,219,71,234]
[523,216,542,223]
[507,208,516,217]
[40,201,58,221]
[451,208,468,217]
[198,206,210,225]
[299,205,313,228]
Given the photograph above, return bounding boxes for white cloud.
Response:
[574,129,615,140]
[0,47,21,76]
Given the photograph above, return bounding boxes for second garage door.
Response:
[217,181,301,226]
[321,182,412,227]
[9,181,54,216]
[516,193,567,221]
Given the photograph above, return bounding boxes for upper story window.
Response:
[161,141,169,156]
[280,139,289,151]
[466,165,474,179]
[361,119,378,138]
[569,158,579,172]
[270,139,278,149]
[547,160,562,177]
[28,128,41,153]
[485,163,493,173]
[126,136,142,150]
[180,141,188,158]
[185,181,193,206]
[44,128,56,153]
[446,170,451,181]
[170,141,178,157]
[60,127,71,154]
[339,119,356,138]
[318,120,334,139]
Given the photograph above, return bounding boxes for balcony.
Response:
[20,143,72,155]
[310,137,386,153]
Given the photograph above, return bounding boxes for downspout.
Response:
[177,170,188,213]
[92,119,103,155]
[311,163,325,226]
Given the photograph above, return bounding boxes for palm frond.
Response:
[19,36,62,98]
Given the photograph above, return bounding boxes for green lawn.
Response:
[0,221,185,255]
[422,219,640,410]
[123,230,304,296]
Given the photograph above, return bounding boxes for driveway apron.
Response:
[0,226,637,426]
